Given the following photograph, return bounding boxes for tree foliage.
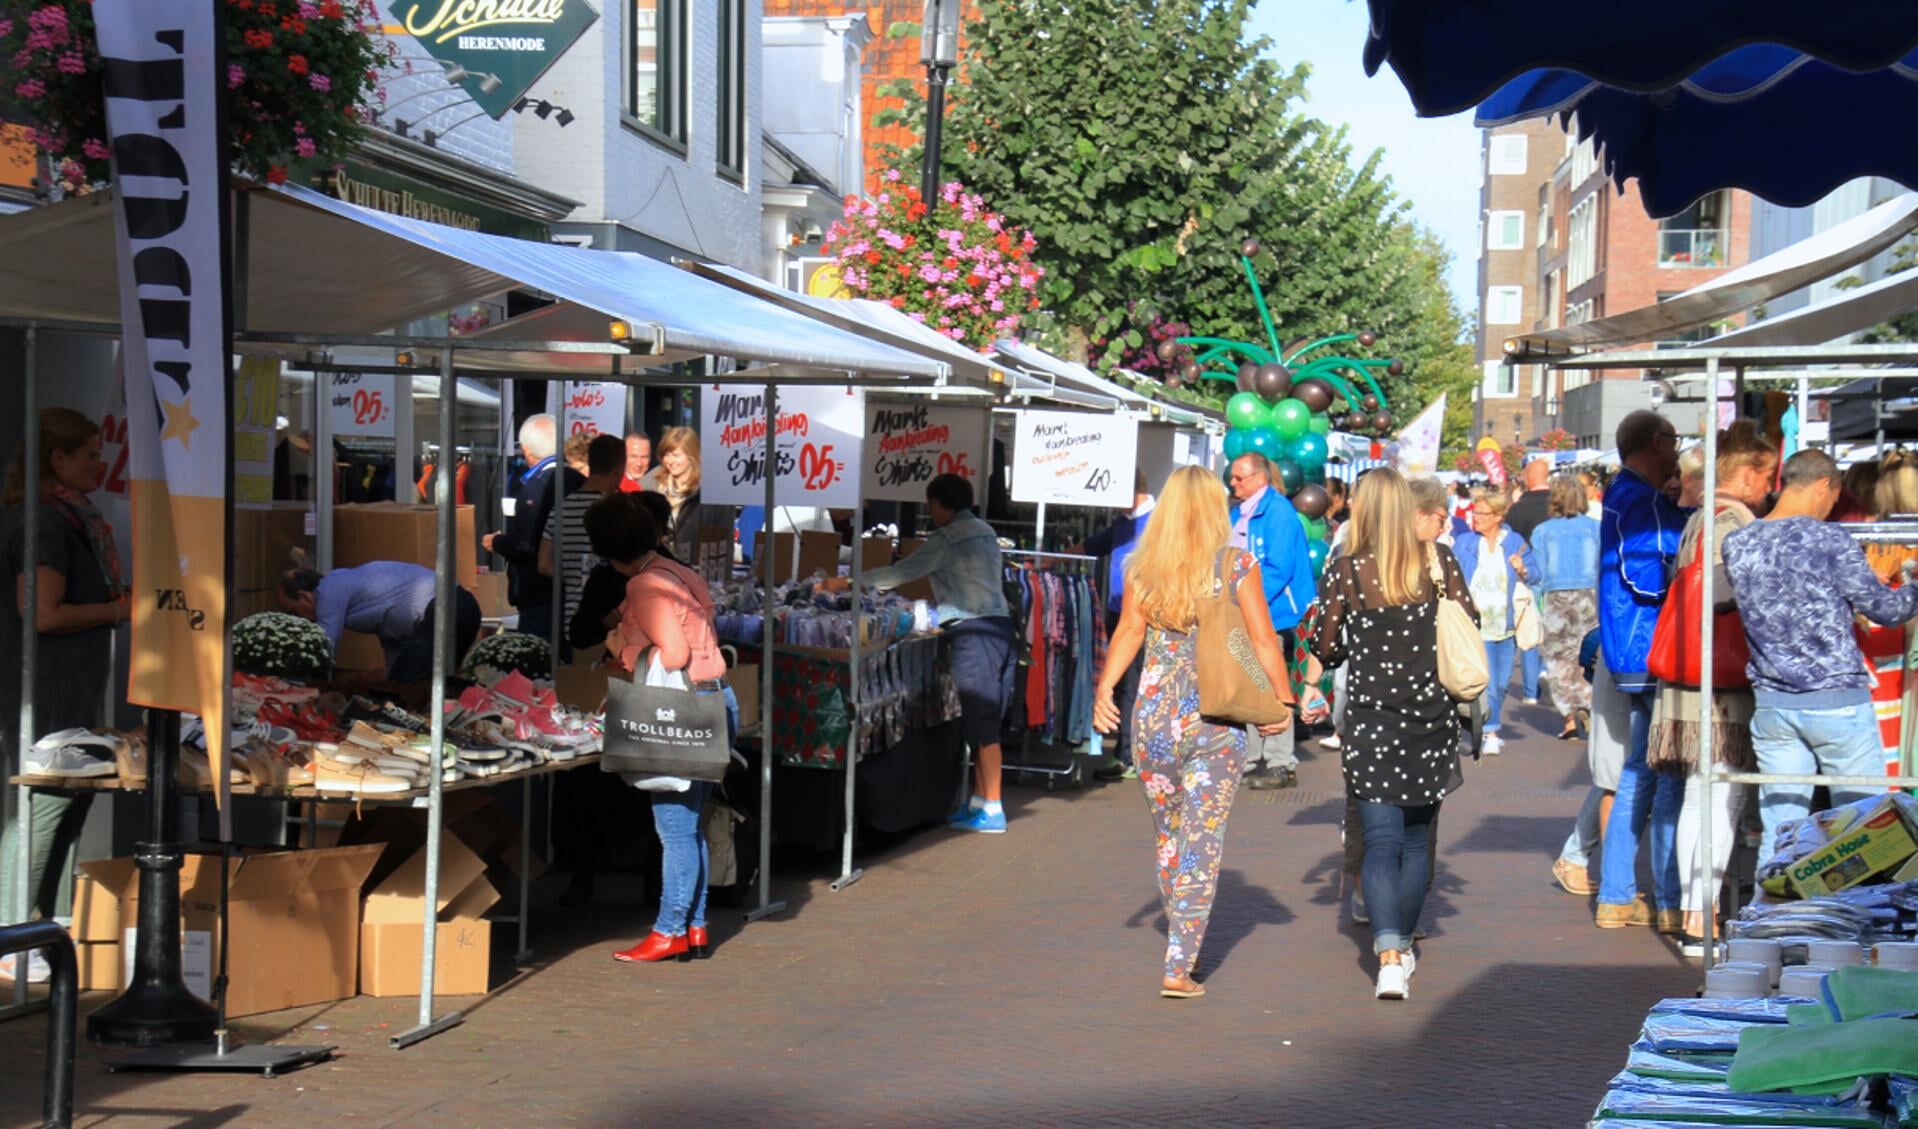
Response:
[939,0,1475,440]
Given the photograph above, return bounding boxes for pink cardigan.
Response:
[616,556,726,683]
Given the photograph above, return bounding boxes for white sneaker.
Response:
[1523,697,1539,706]
[1401,948,1417,978]
[1375,959,1409,1000]
[0,949,52,984]
[1318,733,1343,751]
[1481,733,1504,756]
[23,744,117,778]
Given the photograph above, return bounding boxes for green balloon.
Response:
[1298,514,1327,543]
[1270,397,1312,441]
[1272,457,1304,495]
[1308,414,1332,436]
[1226,392,1271,432]
[1306,538,1330,576]
[1294,431,1329,471]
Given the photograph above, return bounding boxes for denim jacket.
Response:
[1530,515,1600,593]
[1452,527,1537,610]
[865,510,1010,624]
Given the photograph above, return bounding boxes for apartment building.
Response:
[1473,120,1753,449]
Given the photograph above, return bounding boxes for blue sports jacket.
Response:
[1228,489,1316,632]
[1598,468,1688,692]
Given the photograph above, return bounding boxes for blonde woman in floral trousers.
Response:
[1096,467,1294,999]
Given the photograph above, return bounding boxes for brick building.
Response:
[1474,121,1754,450]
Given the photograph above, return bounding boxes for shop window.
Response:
[716,0,747,178]
[628,0,686,144]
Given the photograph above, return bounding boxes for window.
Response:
[1537,196,1552,248]
[628,0,686,143]
[1482,360,1517,398]
[1569,135,1599,185]
[1486,285,1523,325]
[715,0,747,176]
[1488,134,1528,175]
[1486,210,1525,251]
[1567,195,1598,287]
[1544,270,1561,329]
[1657,190,1728,267]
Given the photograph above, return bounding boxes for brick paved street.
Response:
[0,699,1696,1128]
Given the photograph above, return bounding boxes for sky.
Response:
[1249,0,1482,310]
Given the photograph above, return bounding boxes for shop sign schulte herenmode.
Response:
[398,0,601,119]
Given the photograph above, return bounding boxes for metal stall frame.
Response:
[1537,342,1918,974]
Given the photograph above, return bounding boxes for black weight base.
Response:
[105,1042,335,1077]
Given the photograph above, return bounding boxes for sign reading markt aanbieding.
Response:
[398,0,600,119]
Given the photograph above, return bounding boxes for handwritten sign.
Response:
[547,380,628,438]
[700,385,864,509]
[864,404,989,503]
[328,372,395,439]
[1010,410,1137,508]
[233,357,281,509]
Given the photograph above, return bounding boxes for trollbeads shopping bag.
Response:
[602,656,732,783]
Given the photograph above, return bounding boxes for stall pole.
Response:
[1696,357,1721,972]
[315,368,335,570]
[744,382,788,923]
[392,347,463,1050]
[1034,501,1047,552]
[395,372,416,502]
[1796,374,1812,453]
[6,325,38,1016]
[529,386,564,966]
[833,446,865,894]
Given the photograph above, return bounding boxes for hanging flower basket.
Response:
[823,170,1045,351]
[2,0,393,193]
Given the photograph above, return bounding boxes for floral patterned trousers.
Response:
[1134,627,1248,981]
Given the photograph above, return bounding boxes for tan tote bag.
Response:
[1196,549,1291,726]
[1431,546,1490,701]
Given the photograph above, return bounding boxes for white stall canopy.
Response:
[1697,267,1918,349]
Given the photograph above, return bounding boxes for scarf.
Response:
[49,483,125,599]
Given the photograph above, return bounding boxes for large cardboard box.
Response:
[730,663,761,731]
[77,941,121,992]
[359,833,500,997]
[556,645,613,712]
[78,843,383,1018]
[1786,795,1918,898]
[473,570,511,619]
[770,531,839,584]
[234,502,312,591]
[334,502,478,590]
[72,869,124,943]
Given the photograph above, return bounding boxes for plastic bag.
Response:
[622,654,692,793]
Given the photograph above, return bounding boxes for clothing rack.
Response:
[1000,553,1104,788]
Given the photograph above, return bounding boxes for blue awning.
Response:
[1364,0,1918,117]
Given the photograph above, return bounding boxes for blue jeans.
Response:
[650,686,739,936]
[1598,689,1682,909]
[1521,645,1541,701]
[1750,700,1887,856]
[1358,799,1439,954]
[1484,637,1517,733]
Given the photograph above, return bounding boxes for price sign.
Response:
[233,356,280,510]
[864,404,990,503]
[1010,409,1138,508]
[701,385,864,508]
[546,381,628,439]
[328,372,395,438]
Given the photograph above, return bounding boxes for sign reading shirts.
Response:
[1011,410,1138,509]
[701,385,864,509]
[399,0,601,119]
[96,0,234,816]
[547,380,628,438]
[865,403,989,503]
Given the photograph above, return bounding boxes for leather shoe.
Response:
[688,926,711,960]
[613,932,690,963]
[1595,898,1653,929]
[1654,908,1685,936]
[1552,856,1596,897]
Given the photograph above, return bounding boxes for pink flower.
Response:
[227,63,246,88]
[295,137,317,158]
[56,50,85,74]
[298,0,320,15]
[81,138,109,160]
[28,5,68,38]
[24,29,53,51]
[0,19,13,37]
[14,78,45,100]
[308,73,331,92]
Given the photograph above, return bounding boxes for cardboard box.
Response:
[72,869,124,943]
[556,645,613,712]
[730,663,761,730]
[770,531,840,584]
[78,843,383,1018]
[77,941,121,992]
[1787,796,1918,898]
[359,833,500,998]
[860,538,893,572]
[335,629,387,673]
[473,570,511,619]
[333,502,478,590]
[234,502,313,591]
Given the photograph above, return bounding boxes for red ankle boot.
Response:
[687,926,711,960]
[613,932,690,963]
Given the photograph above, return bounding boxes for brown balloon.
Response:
[1180,360,1201,381]
[1236,363,1259,393]
[1156,339,1179,361]
[1362,394,1379,412]
[1294,378,1334,414]
[1387,358,1405,376]
[1357,331,1377,347]
[1372,411,1393,432]
[1293,483,1331,520]
[1241,238,1261,258]
[1166,373,1182,388]
[1253,363,1292,402]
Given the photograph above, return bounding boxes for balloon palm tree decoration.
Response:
[1153,238,1404,492]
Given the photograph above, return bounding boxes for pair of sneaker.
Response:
[947,801,1007,834]
[24,729,121,779]
[1375,948,1416,1000]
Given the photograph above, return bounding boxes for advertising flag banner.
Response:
[1476,435,1508,486]
[97,0,234,819]
[1394,393,1446,476]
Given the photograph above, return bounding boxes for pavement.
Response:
[0,696,1699,1128]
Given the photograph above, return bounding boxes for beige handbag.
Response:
[1514,582,1542,650]
[1196,549,1291,725]
[1430,547,1490,702]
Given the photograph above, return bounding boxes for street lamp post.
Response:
[919,0,961,202]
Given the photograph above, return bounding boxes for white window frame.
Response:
[1486,285,1524,326]
[1488,135,1528,176]
[1486,210,1525,251]
[1482,359,1517,399]
[1567,196,1598,288]
[1569,136,1599,185]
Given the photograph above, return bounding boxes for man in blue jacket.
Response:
[1229,454,1317,788]
[1595,409,1687,931]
